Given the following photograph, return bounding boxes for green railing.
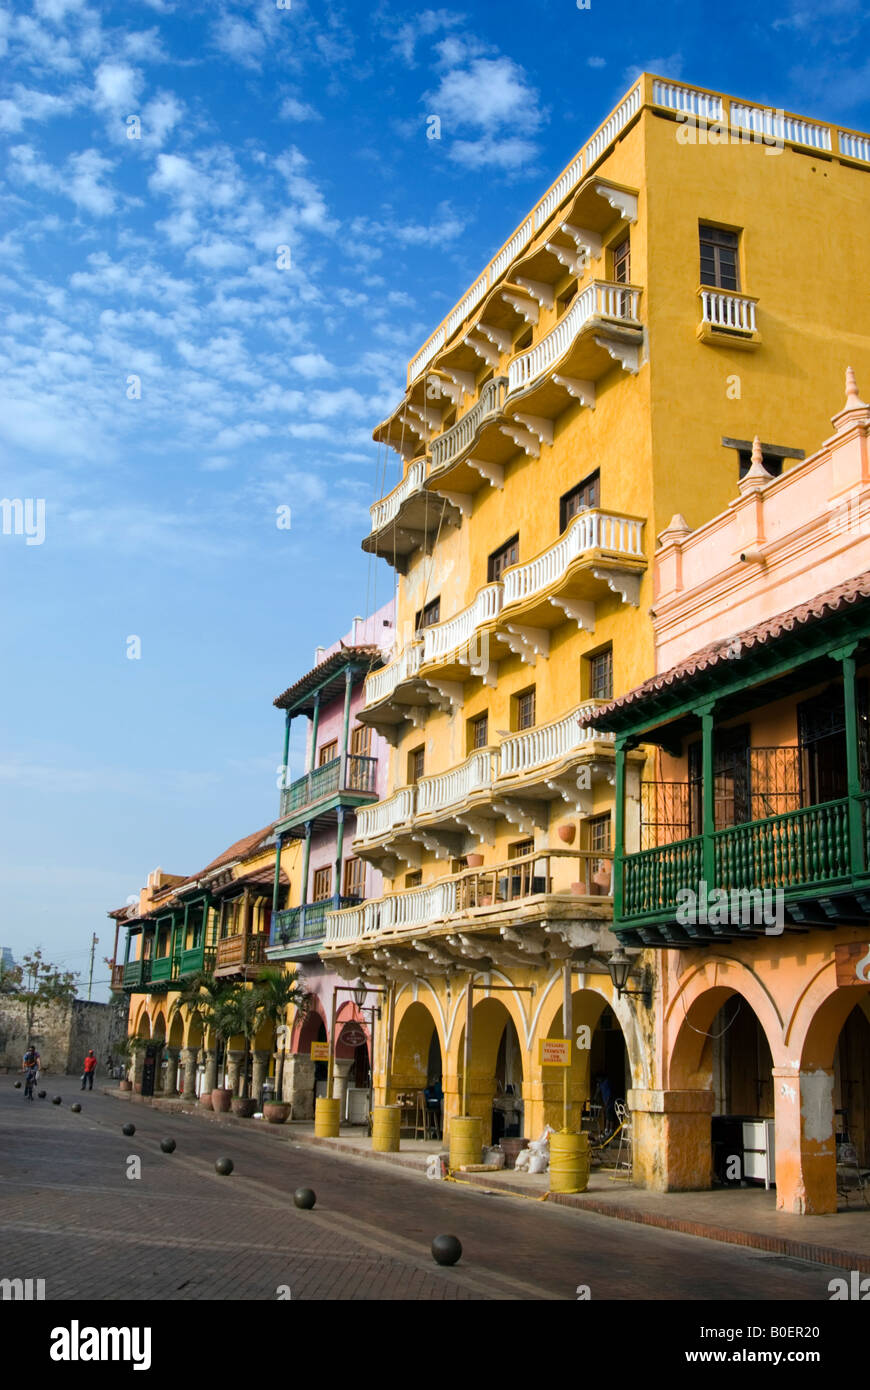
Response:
[271,898,360,946]
[123,959,152,989]
[150,955,175,983]
[623,796,857,921]
[623,836,703,916]
[713,800,850,892]
[280,755,377,818]
[178,944,216,976]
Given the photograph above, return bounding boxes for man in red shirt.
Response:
[81,1050,97,1091]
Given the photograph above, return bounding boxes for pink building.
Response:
[268,600,395,1118]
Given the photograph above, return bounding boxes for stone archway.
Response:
[456,995,526,1146]
[540,988,630,1134]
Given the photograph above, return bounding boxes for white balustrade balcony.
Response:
[363,642,422,709]
[369,459,428,533]
[430,377,508,474]
[507,281,641,397]
[422,584,504,665]
[417,748,499,818]
[324,880,457,945]
[501,509,645,610]
[699,289,758,336]
[499,703,613,779]
[354,786,417,843]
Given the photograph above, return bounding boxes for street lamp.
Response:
[607,948,651,1006]
[352,983,368,1009]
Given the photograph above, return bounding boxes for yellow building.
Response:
[322,76,870,1162]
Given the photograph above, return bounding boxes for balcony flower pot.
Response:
[592,865,612,892]
[231,1096,258,1118]
[263,1101,291,1125]
[571,881,588,896]
[557,824,576,844]
[211,1087,233,1113]
[466,853,484,868]
[478,894,493,906]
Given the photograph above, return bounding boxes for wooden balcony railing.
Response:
[271,897,361,947]
[110,963,124,991]
[123,958,152,989]
[215,933,269,970]
[280,754,377,818]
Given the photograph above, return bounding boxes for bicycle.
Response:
[23,1067,38,1101]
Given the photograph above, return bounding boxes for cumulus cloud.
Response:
[424,48,546,170]
[279,96,321,122]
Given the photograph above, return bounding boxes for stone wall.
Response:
[0,995,129,1075]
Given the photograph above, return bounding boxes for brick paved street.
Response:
[0,1086,853,1301]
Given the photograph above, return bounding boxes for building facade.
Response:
[320,76,870,1180]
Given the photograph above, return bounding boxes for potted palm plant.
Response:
[256,968,310,1122]
[170,971,229,1110]
[214,986,262,1117]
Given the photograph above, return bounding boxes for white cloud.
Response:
[624,54,683,85]
[186,237,250,271]
[141,91,183,147]
[289,352,335,379]
[66,148,116,215]
[212,13,266,69]
[424,49,545,170]
[587,56,606,69]
[391,8,464,65]
[94,61,142,110]
[0,84,77,132]
[279,96,321,122]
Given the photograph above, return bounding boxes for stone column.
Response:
[203,1049,218,1094]
[251,1050,271,1106]
[131,1048,146,1094]
[181,1047,199,1101]
[226,1049,244,1096]
[331,1058,354,1119]
[773,1067,837,1214]
[285,1055,315,1117]
[161,1046,180,1095]
[627,1089,715,1191]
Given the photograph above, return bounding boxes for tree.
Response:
[14,951,79,1041]
[213,986,262,1099]
[255,968,311,1102]
[169,972,229,1080]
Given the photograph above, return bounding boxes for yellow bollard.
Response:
[371,1104,401,1152]
[548,1130,590,1193]
[449,1114,483,1170]
[314,1097,341,1138]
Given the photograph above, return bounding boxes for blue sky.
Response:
[1,0,868,996]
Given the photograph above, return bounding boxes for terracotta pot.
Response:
[119,1079,132,1092]
[593,865,612,890]
[501,1137,530,1170]
[479,895,493,906]
[199,1092,215,1109]
[557,823,576,844]
[231,1096,257,1118]
[263,1101,291,1125]
[571,881,588,896]
[465,853,484,868]
[211,1087,233,1113]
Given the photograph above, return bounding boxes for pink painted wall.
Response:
[654,376,870,673]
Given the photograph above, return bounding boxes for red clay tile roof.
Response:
[581,570,870,728]
[193,824,276,878]
[273,643,382,710]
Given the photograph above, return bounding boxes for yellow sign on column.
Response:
[539,1038,571,1066]
[310,1042,330,1061]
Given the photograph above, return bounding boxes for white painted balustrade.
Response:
[423,584,504,664]
[369,459,427,533]
[430,377,508,472]
[584,83,642,166]
[409,327,445,384]
[363,642,422,707]
[445,275,488,341]
[499,703,613,778]
[417,748,498,816]
[490,219,533,282]
[651,81,722,121]
[324,880,457,945]
[355,786,417,842]
[502,510,644,607]
[535,158,584,230]
[731,104,831,151]
[508,281,640,396]
[699,291,757,334]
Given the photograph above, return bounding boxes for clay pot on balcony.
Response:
[466,853,484,868]
[263,1101,291,1125]
[557,823,576,845]
[571,881,588,896]
[211,1087,233,1113]
[593,865,612,892]
[231,1096,257,1118]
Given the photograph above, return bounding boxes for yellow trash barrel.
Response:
[371,1105,401,1152]
[549,1130,590,1193]
[449,1114,483,1170]
[314,1097,340,1138]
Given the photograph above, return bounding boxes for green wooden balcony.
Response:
[150,955,175,983]
[619,793,870,946]
[178,944,216,977]
[123,958,152,990]
[268,898,360,958]
[278,754,378,833]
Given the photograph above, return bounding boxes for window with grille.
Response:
[560,473,600,531]
[312,867,332,901]
[318,739,338,766]
[408,745,425,784]
[586,814,612,897]
[405,870,422,888]
[469,712,489,750]
[415,596,441,630]
[612,236,630,284]
[343,858,365,899]
[509,839,535,859]
[488,534,519,582]
[350,725,371,757]
[699,225,740,291]
[515,687,536,731]
[589,648,613,701]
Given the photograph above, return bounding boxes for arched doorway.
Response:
[834,1000,870,1167]
[543,989,630,1136]
[393,1000,444,1133]
[670,986,776,1192]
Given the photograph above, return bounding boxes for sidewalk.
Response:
[105,1086,870,1273]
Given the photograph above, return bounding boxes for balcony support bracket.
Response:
[591,565,642,606]
[593,183,638,224]
[513,414,553,449]
[514,276,555,310]
[501,623,550,665]
[492,795,549,833]
[549,597,596,630]
[552,376,596,409]
[467,456,504,488]
[499,424,540,458]
[593,333,640,375]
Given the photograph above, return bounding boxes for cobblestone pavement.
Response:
[0,1087,851,1301]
